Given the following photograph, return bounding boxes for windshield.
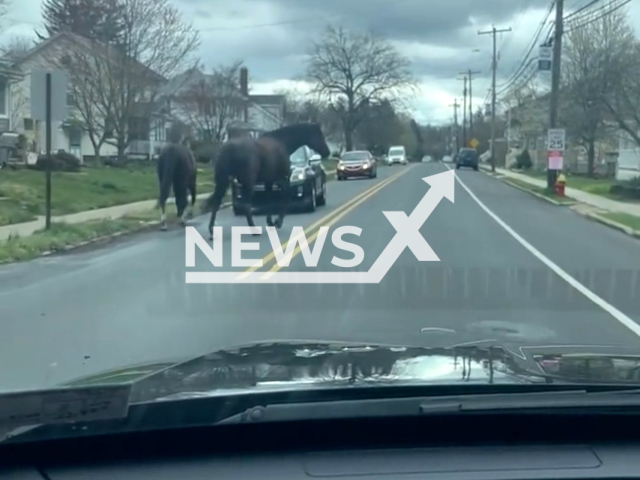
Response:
[3,0,640,444]
[341,152,369,161]
[290,147,308,166]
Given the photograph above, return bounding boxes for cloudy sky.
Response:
[3,0,640,125]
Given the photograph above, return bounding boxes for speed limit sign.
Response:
[548,129,565,151]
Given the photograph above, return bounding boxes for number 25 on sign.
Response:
[547,129,565,151]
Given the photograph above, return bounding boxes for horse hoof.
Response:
[160,223,168,231]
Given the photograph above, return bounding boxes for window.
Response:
[23,118,33,131]
[341,151,369,161]
[0,78,6,115]
[68,126,82,147]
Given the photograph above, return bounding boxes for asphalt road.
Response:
[2,162,640,392]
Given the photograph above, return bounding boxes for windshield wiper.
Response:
[215,388,640,424]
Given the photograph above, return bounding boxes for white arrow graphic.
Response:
[367,169,455,282]
[185,170,455,284]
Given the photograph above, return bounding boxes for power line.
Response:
[496,0,555,90]
[564,0,630,32]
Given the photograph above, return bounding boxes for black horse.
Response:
[204,123,331,239]
[157,140,197,231]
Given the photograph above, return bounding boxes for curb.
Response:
[1,171,341,264]
[571,207,640,239]
[1,201,234,264]
[478,166,575,206]
[502,179,575,206]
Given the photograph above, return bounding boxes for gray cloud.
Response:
[185,0,552,85]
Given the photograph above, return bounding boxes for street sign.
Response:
[548,150,563,170]
[30,70,68,122]
[469,138,479,148]
[538,46,552,72]
[547,128,565,151]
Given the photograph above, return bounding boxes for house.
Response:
[0,61,23,135]
[161,66,284,143]
[505,93,618,175]
[8,31,169,162]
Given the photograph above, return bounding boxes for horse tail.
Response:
[158,146,176,208]
[204,143,232,213]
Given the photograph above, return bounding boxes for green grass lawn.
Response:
[0,213,158,263]
[505,178,576,205]
[0,165,216,227]
[520,170,622,200]
[599,212,640,231]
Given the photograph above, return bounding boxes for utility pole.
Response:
[466,69,481,140]
[479,26,511,172]
[450,99,460,153]
[458,75,468,147]
[547,0,564,189]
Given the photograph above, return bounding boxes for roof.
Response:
[249,94,285,106]
[0,61,23,80]
[14,31,164,83]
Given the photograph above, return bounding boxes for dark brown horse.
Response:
[157,140,197,230]
[204,123,331,239]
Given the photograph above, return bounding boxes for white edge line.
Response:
[446,164,640,339]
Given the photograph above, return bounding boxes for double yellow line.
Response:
[236,165,415,280]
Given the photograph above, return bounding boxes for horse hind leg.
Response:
[265,181,275,227]
[273,176,290,229]
[159,204,168,231]
[174,179,189,226]
[186,174,197,219]
[240,183,260,235]
[206,177,229,240]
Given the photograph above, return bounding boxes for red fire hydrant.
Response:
[555,173,566,197]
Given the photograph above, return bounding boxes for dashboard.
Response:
[1,413,639,480]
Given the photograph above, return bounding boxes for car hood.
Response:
[61,340,640,404]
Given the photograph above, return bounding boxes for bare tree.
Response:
[175,61,244,145]
[561,5,632,176]
[595,6,640,149]
[59,47,114,162]
[305,24,416,150]
[61,0,199,161]
[0,36,33,62]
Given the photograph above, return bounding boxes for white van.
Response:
[387,145,407,165]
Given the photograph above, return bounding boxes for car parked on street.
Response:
[231,146,327,214]
[337,150,377,180]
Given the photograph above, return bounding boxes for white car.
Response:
[442,155,453,163]
[387,146,408,165]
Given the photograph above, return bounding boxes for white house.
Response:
[160,67,285,142]
[616,129,640,181]
[8,31,170,162]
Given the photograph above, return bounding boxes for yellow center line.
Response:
[259,164,415,279]
[234,168,410,280]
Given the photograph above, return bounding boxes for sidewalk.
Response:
[483,165,640,217]
[0,169,339,241]
[0,197,167,241]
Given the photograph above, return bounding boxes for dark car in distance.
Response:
[456,148,479,170]
[231,146,327,214]
[337,150,377,180]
